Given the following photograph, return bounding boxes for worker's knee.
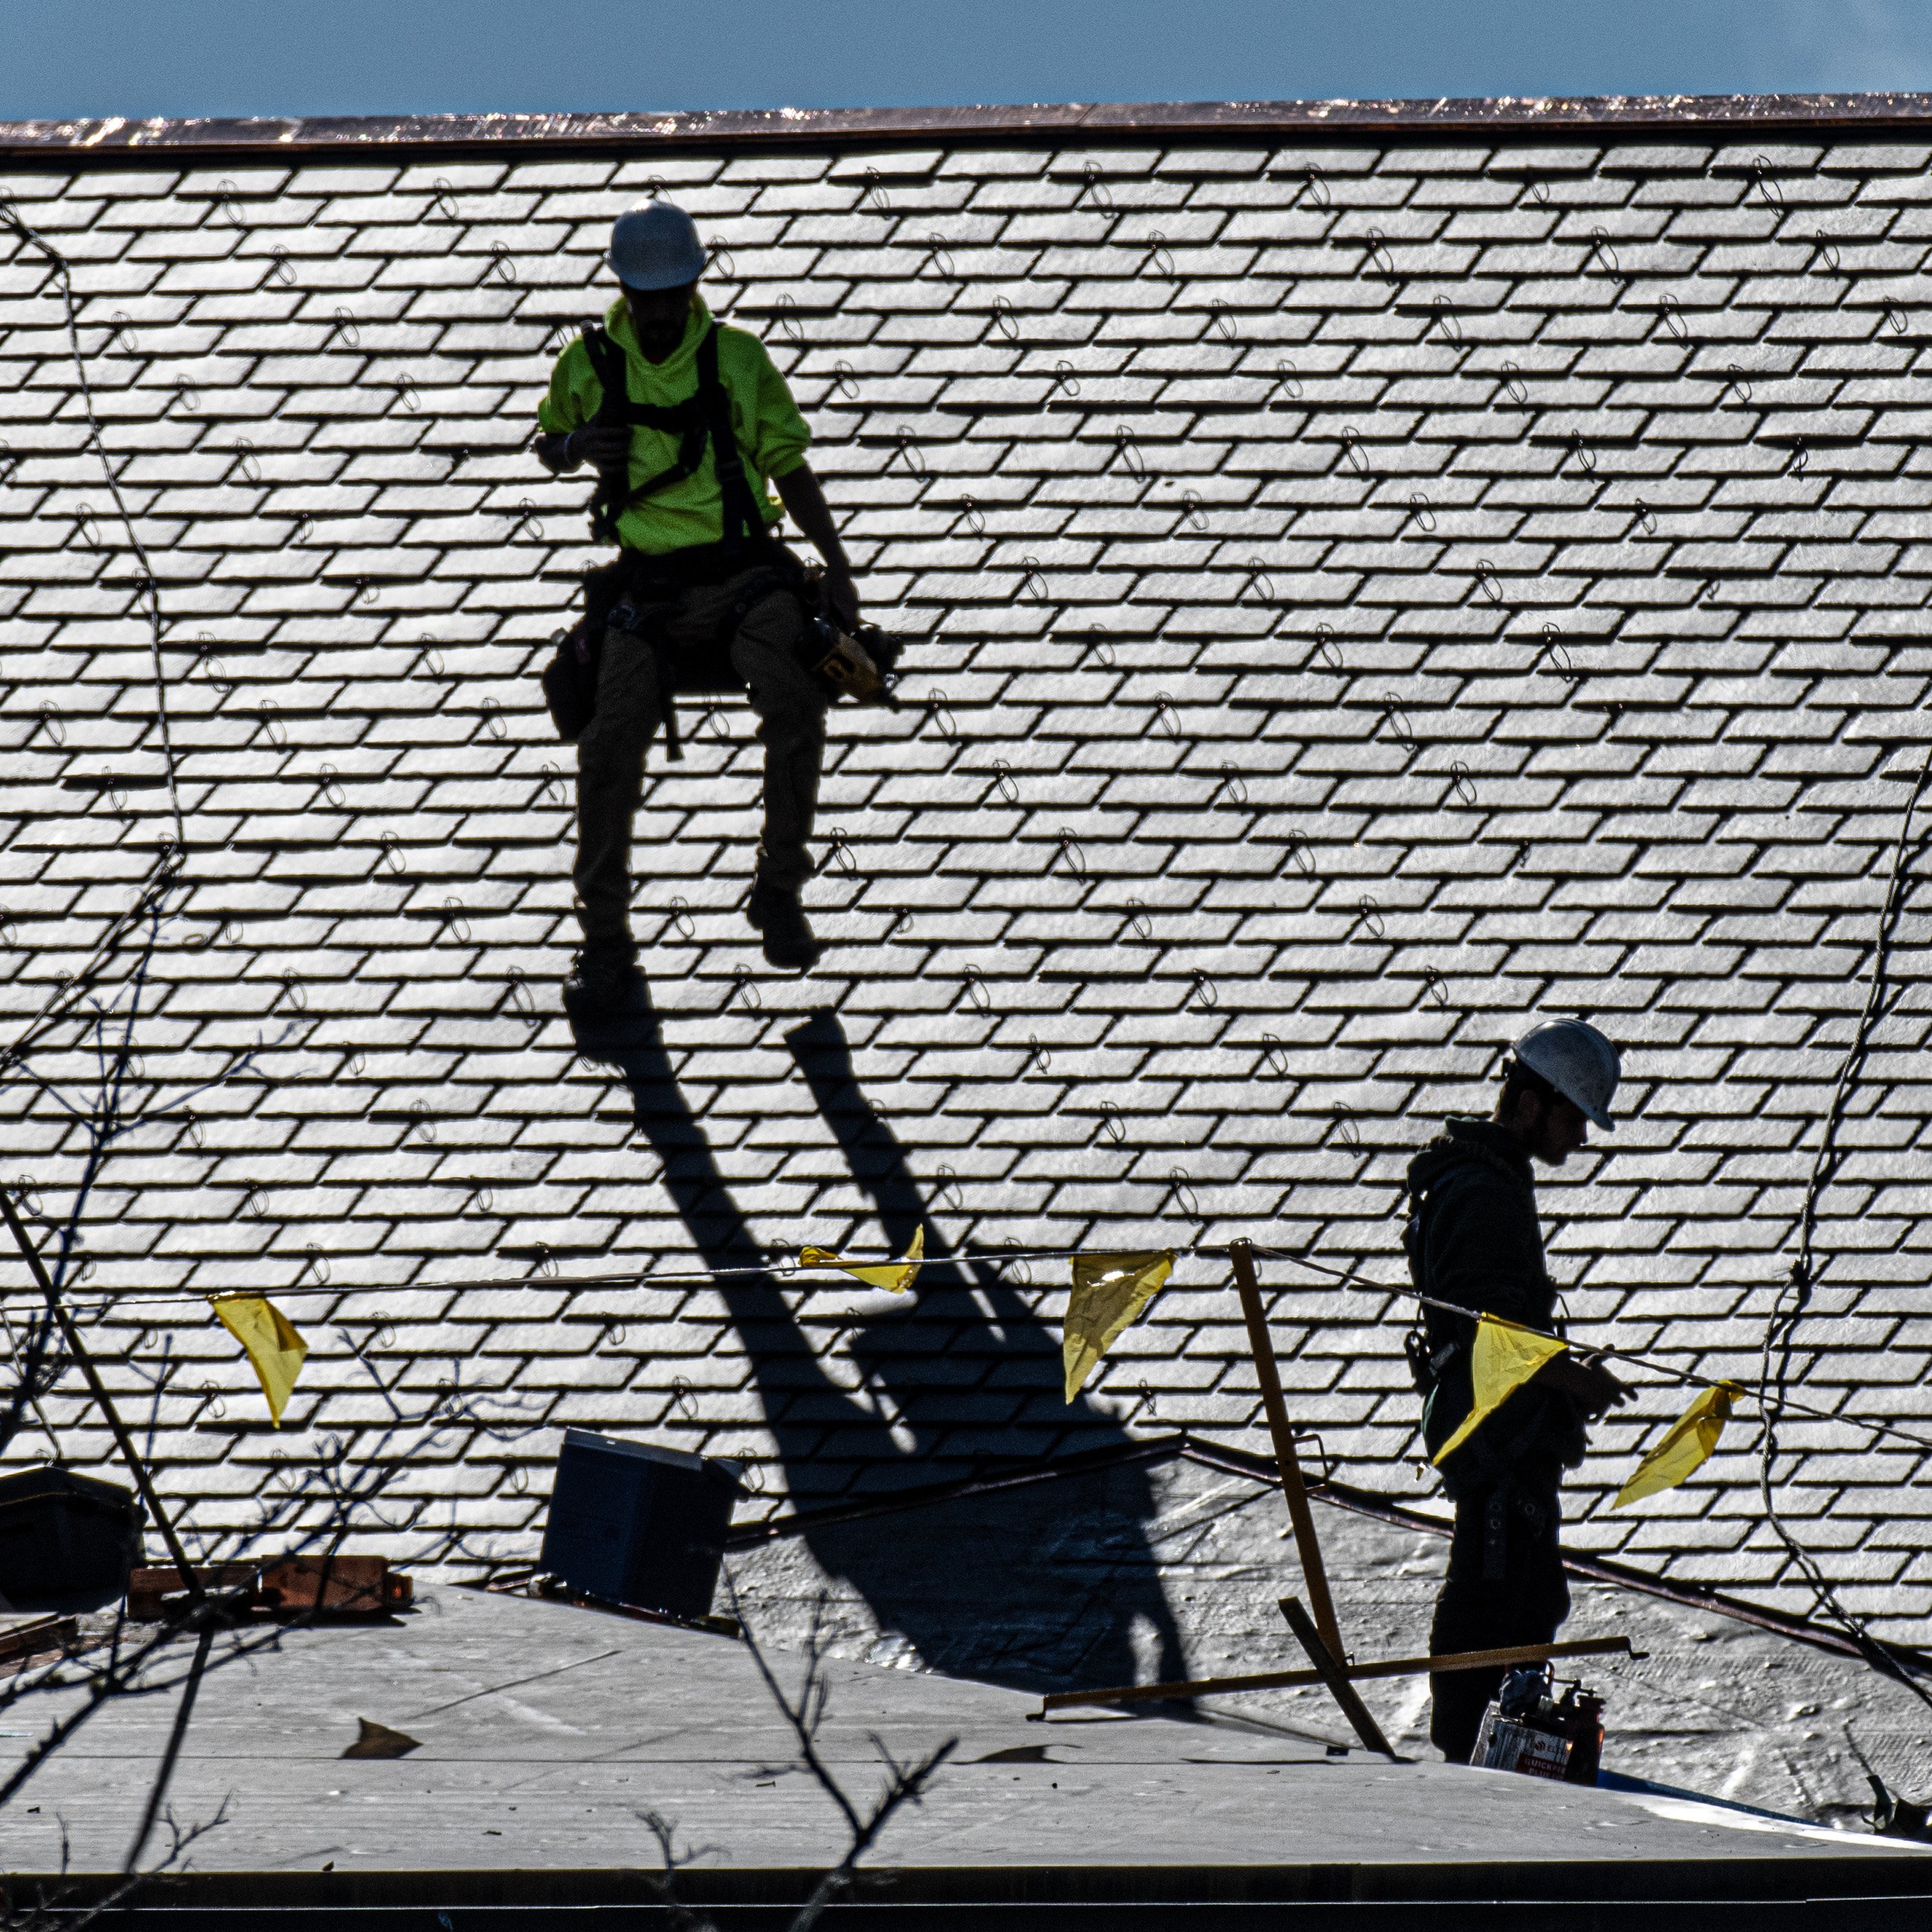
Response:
[730,594,824,730]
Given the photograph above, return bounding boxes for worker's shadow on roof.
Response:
[572,996,1187,1699]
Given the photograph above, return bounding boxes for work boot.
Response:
[564,942,646,1016]
[746,879,824,971]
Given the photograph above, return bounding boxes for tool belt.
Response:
[538,537,903,757]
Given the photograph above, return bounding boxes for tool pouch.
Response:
[540,617,600,744]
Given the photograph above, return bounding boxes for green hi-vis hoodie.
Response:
[537,294,811,554]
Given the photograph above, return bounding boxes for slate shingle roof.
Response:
[3,98,1931,1630]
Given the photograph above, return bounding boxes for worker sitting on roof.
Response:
[1401,1018,1631,1764]
[532,201,860,1006]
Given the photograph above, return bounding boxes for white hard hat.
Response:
[1511,1017,1620,1131]
[609,201,706,291]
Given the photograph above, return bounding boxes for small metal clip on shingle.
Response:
[776,293,806,348]
[486,241,518,287]
[1498,363,1527,407]
[1421,965,1451,1011]
[1208,301,1237,344]
[1630,499,1658,537]
[990,761,1019,806]
[1053,829,1086,878]
[1112,426,1147,476]
[1143,232,1177,282]
[1259,1034,1289,1078]
[1407,493,1436,534]
[1027,1035,1052,1074]
[331,306,361,350]
[1356,896,1386,941]
[1750,156,1785,211]
[1587,228,1620,278]
[1151,694,1180,740]
[1283,828,1315,879]
[1723,365,1753,406]
[830,361,860,400]
[1334,1106,1362,1149]
[922,233,956,279]
[1126,899,1153,942]
[1448,761,1477,808]
[1300,164,1332,210]
[1240,558,1275,602]
[730,963,761,1012]
[963,964,992,1013]
[1080,162,1114,212]
[1813,231,1841,273]
[1168,1170,1200,1218]
[318,765,346,809]
[1272,359,1303,406]
[667,897,695,941]
[959,495,986,536]
[1096,1101,1126,1145]
[1312,623,1342,675]
[1017,557,1049,600]
[992,296,1019,342]
[234,438,262,485]
[1219,767,1249,808]
[1189,968,1218,1011]
[1340,427,1370,476]
[1431,295,1462,345]
[1049,360,1080,400]
[432,178,460,222]
[1381,695,1416,753]
[826,826,859,872]
[268,245,294,287]
[1362,229,1397,281]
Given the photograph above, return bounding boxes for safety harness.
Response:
[579,319,763,556]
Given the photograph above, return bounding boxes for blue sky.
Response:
[2,0,1929,120]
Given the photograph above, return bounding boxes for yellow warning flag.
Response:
[1433,1316,1569,1466]
[1612,1382,1741,1509]
[1062,1251,1174,1403]
[799,1225,925,1295]
[210,1294,308,1427]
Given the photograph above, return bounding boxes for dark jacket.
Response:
[1403,1116,1586,1498]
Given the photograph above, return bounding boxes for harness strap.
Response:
[581,322,761,550]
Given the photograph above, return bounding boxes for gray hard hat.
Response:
[609,201,706,291]
[1511,1017,1620,1131]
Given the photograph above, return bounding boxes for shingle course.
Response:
[3,119,1929,1625]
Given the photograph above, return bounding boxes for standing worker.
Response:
[1401,1019,1630,1763]
[531,201,863,1007]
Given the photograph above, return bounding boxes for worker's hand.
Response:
[1533,1349,1632,1419]
[824,566,860,630]
[565,426,633,478]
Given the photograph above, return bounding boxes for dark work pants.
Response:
[1428,1482,1569,1763]
[574,566,825,950]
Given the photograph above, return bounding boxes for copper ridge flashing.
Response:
[6,90,1932,161]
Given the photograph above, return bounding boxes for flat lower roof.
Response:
[9,1584,1927,1918]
